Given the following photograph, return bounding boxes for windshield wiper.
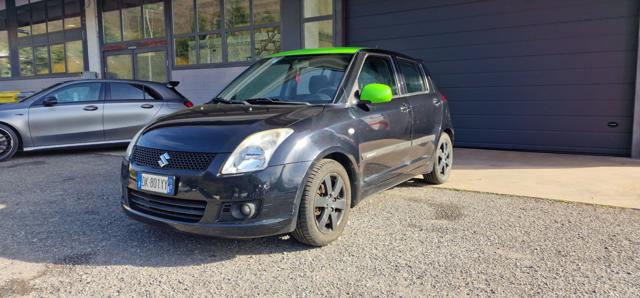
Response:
[207,97,248,105]
[244,98,310,105]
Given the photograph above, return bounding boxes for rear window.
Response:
[163,86,188,101]
[109,83,164,100]
[398,59,427,94]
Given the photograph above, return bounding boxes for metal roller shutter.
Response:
[346,0,639,156]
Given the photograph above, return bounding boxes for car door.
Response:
[353,54,413,184]
[103,82,164,141]
[397,58,440,164]
[28,82,105,147]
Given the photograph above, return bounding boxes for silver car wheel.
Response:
[0,128,12,156]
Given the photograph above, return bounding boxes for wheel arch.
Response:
[443,127,454,142]
[0,121,23,150]
[320,150,362,208]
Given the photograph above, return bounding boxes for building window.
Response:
[0,10,10,78]
[15,0,85,77]
[16,0,83,38]
[172,0,281,66]
[18,42,85,77]
[303,0,333,48]
[101,0,166,44]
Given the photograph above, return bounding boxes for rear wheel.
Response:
[292,159,351,247]
[0,124,19,162]
[423,132,453,184]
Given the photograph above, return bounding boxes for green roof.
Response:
[270,47,366,57]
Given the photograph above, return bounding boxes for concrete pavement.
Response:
[435,148,640,209]
[1,151,639,296]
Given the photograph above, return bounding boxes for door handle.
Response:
[83,105,98,111]
[400,104,411,113]
[140,104,154,109]
[433,97,442,105]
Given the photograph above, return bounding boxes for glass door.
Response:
[105,48,167,82]
[100,0,168,82]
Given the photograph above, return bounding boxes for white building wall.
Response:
[83,0,101,76]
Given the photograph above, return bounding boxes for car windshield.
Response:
[216,54,353,105]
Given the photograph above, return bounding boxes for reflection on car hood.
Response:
[0,102,26,111]
[136,104,324,153]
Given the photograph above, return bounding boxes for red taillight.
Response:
[438,92,447,102]
[184,101,194,108]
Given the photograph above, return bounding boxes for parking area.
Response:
[1,150,639,297]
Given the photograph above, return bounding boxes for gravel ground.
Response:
[0,150,639,297]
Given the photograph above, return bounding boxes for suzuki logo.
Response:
[158,153,171,168]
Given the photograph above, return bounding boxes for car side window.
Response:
[109,83,147,101]
[398,59,428,94]
[144,86,162,100]
[358,55,399,95]
[48,83,102,103]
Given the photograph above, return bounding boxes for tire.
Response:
[292,159,351,247]
[0,124,19,162]
[423,132,453,184]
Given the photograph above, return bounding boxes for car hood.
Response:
[137,104,324,153]
[0,102,27,111]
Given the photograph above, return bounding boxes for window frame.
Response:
[106,82,162,101]
[99,0,167,45]
[171,0,283,69]
[35,82,105,106]
[6,0,87,80]
[354,53,402,100]
[396,57,429,96]
[301,0,337,49]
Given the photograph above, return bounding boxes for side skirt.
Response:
[23,140,131,152]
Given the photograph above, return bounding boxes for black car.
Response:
[121,47,454,246]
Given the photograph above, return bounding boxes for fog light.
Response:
[230,202,257,220]
[240,203,256,218]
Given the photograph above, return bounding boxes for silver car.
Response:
[0,79,193,162]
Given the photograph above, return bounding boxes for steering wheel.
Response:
[315,87,336,101]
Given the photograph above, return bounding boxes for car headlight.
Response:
[221,128,294,175]
[125,128,146,161]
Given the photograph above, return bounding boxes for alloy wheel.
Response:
[438,139,452,176]
[314,173,347,233]
[0,128,11,156]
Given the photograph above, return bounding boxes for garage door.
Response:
[346,0,638,156]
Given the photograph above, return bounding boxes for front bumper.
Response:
[121,154,312,238]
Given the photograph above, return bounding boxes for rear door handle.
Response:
[400,103,411,113]
[433,97,442,105]
[141,104,154,109]
[83,105,98,111]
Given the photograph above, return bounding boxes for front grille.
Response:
[131,146,215,171]
[128,190,207,223]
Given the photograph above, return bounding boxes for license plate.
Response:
[136,173,175,195]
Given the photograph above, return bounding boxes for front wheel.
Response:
[292,159,351,247]
[0,124,19,162]
[423,132,453,184]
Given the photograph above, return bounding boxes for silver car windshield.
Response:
[217,54,352,105]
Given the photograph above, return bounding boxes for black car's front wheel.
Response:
[423,132,453,184]
[0,124,19,162]
[293,159,351,247]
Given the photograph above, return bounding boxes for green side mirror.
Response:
[360,83,393,104]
